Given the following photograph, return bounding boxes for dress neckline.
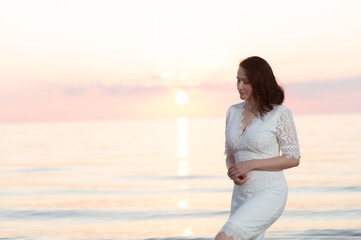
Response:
[238,101,258,136]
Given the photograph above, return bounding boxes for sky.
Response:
[1,0,361,122]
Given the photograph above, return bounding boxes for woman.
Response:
[215,56,300,240]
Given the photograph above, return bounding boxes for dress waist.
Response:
[233,150,286,193]
[235,170,286,193]
[234,150,278,162]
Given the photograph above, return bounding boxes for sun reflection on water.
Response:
[182,227,194,236]
[177,117,188,158]
[178,184,189,189]
[176,198,189,208]
[177,161,189,176]
[176,117,191,211]
[177,117,190,177]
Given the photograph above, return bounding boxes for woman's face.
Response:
[237,66,253,101]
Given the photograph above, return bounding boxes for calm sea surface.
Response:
[1,113,361,240]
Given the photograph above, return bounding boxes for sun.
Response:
[175,91,189,105]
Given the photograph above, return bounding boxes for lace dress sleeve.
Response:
[224,107,233,157]
[276,107,301,159]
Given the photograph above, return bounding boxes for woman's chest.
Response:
[227,113,278,151]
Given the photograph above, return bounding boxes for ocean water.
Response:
[0,113,360,240]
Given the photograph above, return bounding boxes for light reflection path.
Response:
[177,117,188,158]
[177,117,189,177]
[176,117,194,236]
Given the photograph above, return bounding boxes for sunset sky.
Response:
[1,0,361,122]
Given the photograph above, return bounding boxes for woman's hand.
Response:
[233,174,249,185]
[228,160,253,182]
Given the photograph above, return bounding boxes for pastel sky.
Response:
[1,0,361,122]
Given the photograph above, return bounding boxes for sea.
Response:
[0,113,360,240]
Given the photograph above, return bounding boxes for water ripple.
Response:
[291,185,361,192]
[1,208,360,222]
[266,228,361,239]
[1,184,358,197]
[0,208,228,222]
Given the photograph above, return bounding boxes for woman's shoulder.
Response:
[260,104,292,124]
[227,101,245,111]
[272,104,290,112]
[271,104,295,118]
[226,102,245,117]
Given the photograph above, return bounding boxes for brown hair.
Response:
[239,56,284,117]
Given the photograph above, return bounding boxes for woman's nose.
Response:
[237,82,243,89]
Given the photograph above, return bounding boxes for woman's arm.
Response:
[228,155,299,180]
[226,155,235,170]
[253,155,299,171]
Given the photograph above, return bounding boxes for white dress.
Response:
[219,101,300,240]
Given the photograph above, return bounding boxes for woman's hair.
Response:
[239,56,284,117]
